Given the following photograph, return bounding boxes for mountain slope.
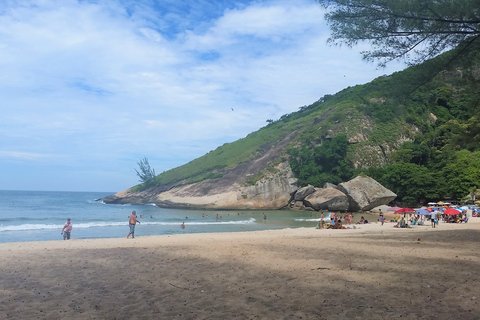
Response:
[103,44,480,208]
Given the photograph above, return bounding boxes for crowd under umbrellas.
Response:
[386,202,478,228]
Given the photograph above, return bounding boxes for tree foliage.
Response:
[289,135,354,186]
[365,163,439,204]
[135,157,156,183]
[319,0,480,66]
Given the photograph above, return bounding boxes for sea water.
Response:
[0,190,378,243]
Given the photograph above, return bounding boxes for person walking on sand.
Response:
[61,218,73,240]
[126,211,141,239]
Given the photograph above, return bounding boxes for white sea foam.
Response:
[295,218,332,222]
[171,218,256,226]
[0,218,256,232]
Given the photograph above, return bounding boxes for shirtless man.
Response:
[126,211,141,239]
[61,218,73,240]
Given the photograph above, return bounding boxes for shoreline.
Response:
[1,219,479,319]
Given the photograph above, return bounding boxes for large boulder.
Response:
[304,188,349,211]
[294,185,316,201]
[323,182,337,189]
[337,176,396,211]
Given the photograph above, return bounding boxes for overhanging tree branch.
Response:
[318,0,480,66]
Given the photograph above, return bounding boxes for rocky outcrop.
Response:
[337,176,397,211]
[286,175,396,212]
[105,172,396,211]
[104,162,298,210]
[323,182,337,189]
[294,185,316,201]
[303,188,349,211]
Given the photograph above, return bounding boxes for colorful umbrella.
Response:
[387,206,401,212]
[394,208,415,214]
[416,209,431,215]
[444,207,460,215]
[425,207,433,212]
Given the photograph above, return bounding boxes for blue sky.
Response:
[0,0,405,192]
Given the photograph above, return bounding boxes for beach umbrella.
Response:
[387,206,401,212]
[427,202,437,205]
[394,208,415,214]
[444,207,460,215]
[425,207,433,212]
[437,201,445,205]
[416,209,431,215]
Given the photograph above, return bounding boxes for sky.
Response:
[0,0,406,192]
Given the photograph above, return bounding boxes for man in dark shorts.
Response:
[126,211,141,239]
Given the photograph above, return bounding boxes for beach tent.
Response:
[444,207,460,215]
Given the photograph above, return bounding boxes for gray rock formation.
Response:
[236,162,298,209]
[303,188,349,211]
[294,185,316,201]
[323,182,337,189]
[105,161,298,210]
[337,176,397,211]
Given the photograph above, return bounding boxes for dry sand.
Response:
[1,218,480,320]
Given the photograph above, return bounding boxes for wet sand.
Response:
[1,218,479,319]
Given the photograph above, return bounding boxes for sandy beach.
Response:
[1,218,480,320]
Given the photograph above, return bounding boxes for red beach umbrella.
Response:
[394,208,415,214]
[425,208,434,212]
[444,207,460,215]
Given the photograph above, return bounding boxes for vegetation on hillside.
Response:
[287,42,480,204]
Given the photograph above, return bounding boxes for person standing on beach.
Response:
[430,211,436,228]
[126,211,140,239]
[61,218,72,240]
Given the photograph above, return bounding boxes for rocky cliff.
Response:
[104,168,396,211]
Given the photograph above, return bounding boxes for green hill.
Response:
[132,44,480,206]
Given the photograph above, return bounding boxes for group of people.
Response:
[326,211,356,225]
[61,210,144,241]
[315,210,366,230]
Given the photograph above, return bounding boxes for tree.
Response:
[318,0,480,66]
[135,157,156,183]
[371,162,439,203]
[441,150,480,199]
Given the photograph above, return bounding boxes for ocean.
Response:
[1,190,376,243]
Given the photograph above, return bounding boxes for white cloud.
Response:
[0,0,405,191]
